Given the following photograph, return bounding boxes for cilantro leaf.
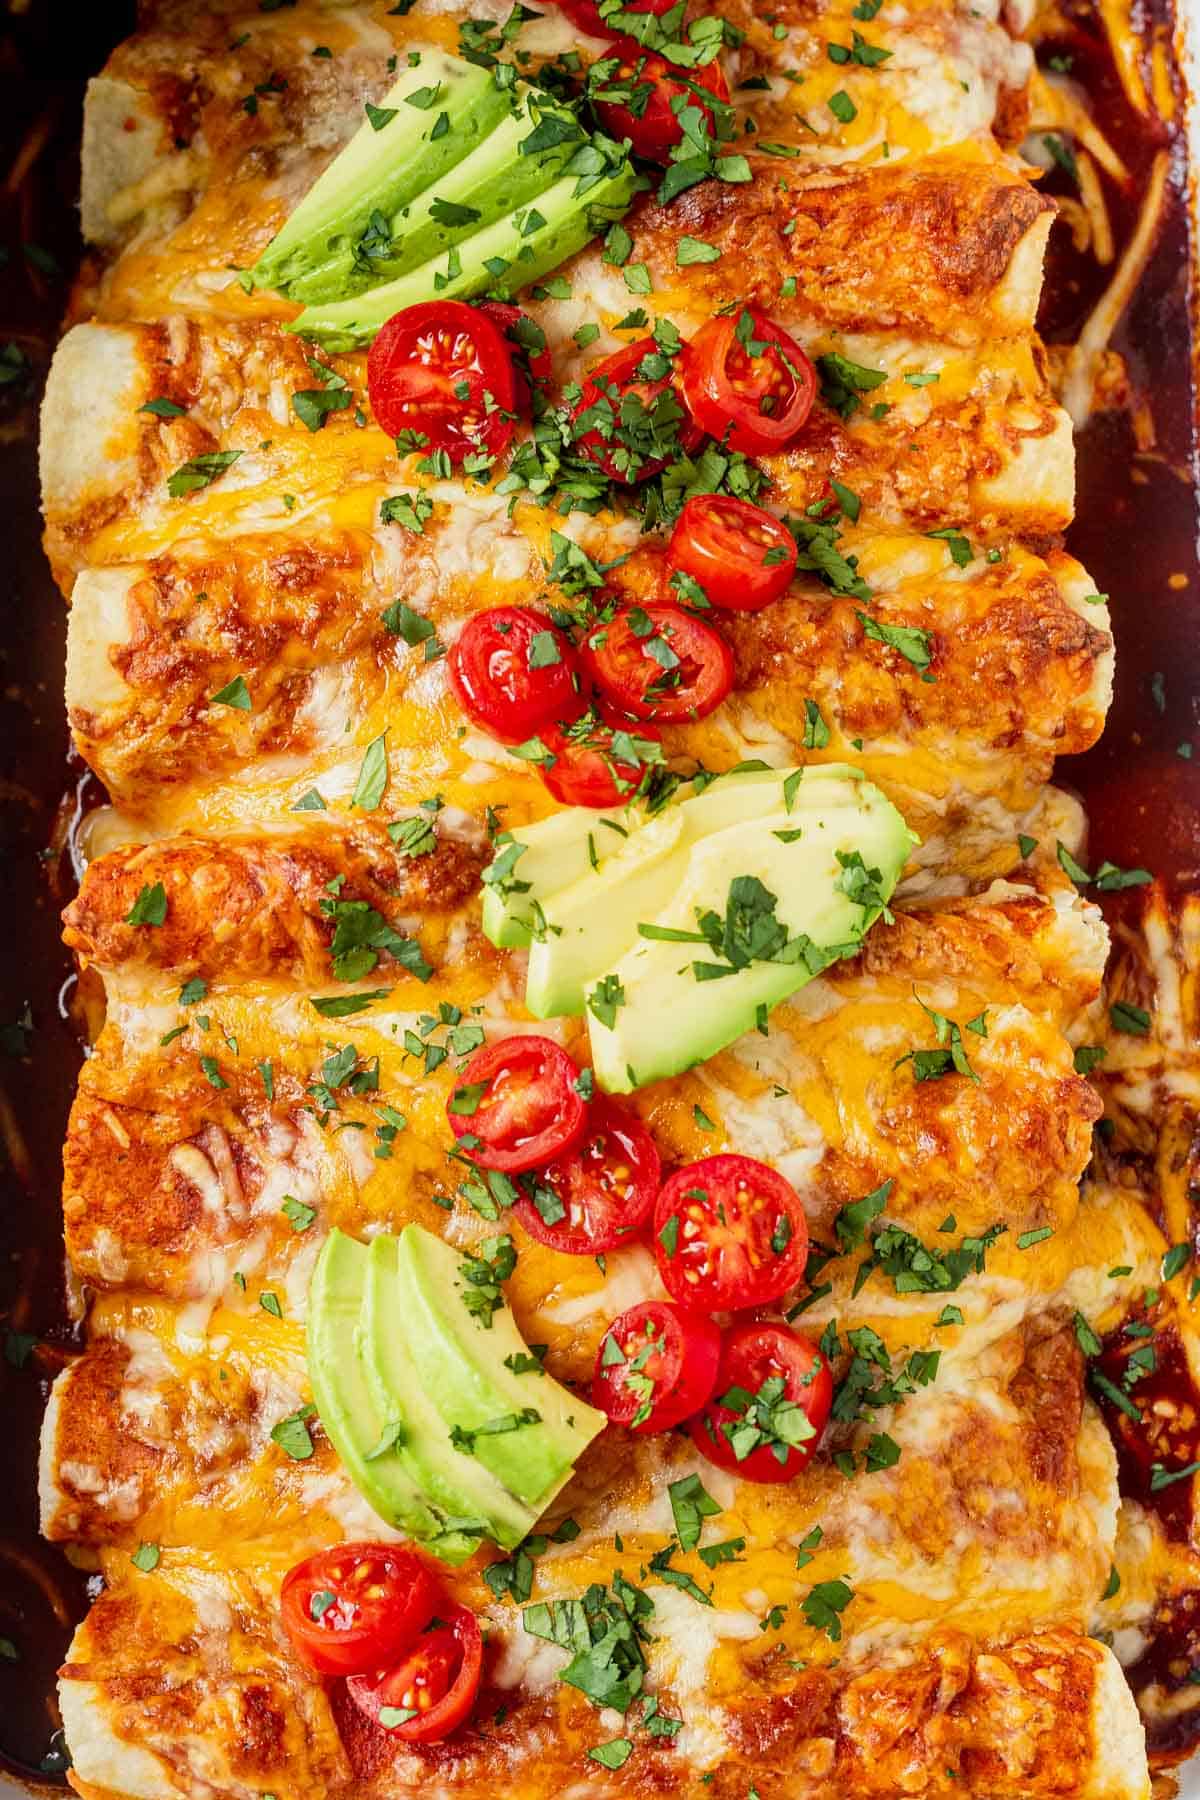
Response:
[125,882,168,927]
[667,1473,721,1551]
[167,449,242,497]
[801,1578,853,1639]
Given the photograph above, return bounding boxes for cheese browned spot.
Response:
[632,152,1055,342]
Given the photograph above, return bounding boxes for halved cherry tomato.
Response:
[667,496,798,612]
[592,48,730,163]
[280,1543,438,1677]
[581,601,733,722]
[570,337,700,483]
[448,1034,587,1173]
[448,606,581,744]
[368,300,519,462]
[515,1097,661,1254]
[689,1321,832,1482]
[538,713,662,808]
[348,1606,483,1744]
[474,300,553,396]
[556,0,674,39]
[653,1153,809,1310]
[682,307,816,456]
[593,1299,721,1432]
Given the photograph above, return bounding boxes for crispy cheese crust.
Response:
[35,0,1190,1796]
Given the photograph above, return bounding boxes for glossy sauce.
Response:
[1039,6,1200,890]
[1123,1589,1200,1763]
[1094,1320,1200,1541]
[1093,1314,1200,1752]
[0,0,1196,1788]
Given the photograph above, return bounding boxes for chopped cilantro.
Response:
[281,1196,316,1232]
[801,1578,852,1639]
[667,1473,721,1551]
[211,675,252,710]
[855,609,933,672]
[271,1404,316,1460]
[167,449,242,496]
[459,1236,517,1328]
[348,734,388,811]
[309,989,391,1018]
[1110,1000,1151,1035]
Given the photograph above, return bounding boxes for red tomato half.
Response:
[571,338,700,483]
[667,496,798,612]
[653,1154,809,1310]
[538,714,662,808]
[593,1299,721,1432]
[592,49,730,163]
[347,1606,483,1744]
[690,1321,832,1482]
[581,602,733,722]
[280,1543,438,1677]
[682,307,816,456]
[448,1035,587,1173]
[368,300,519,462]
[448,606,581,744]
[515,1097,661,1254]
[556,0,674,39]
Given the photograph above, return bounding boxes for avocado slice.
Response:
[253,50,509,296]
[388,1225,604,1510]
[360,1234,536,1552]
[575,768,915,1092]
[310,1224,605,1556]
[526,808,688,1019]
[481,768,792,952]
[285,92,586,306]
[291,154,637,349]
[306,1230,481,1564]
[525,771,807,1019]
[481,805,638,950]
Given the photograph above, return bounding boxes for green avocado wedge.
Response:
[305,1229,482,1564]
[482,764,916,1094]
[291,152,637,349]
[479,768,795,952]
[387,1224,604,1511]
[307,1225,604,1558]
[524,770,811,1020]
[360,1234,535,1551]
[585,769,915,1092]
[285,91,587,306]
[252,49,508,297]
[481,803,638,950]
[251,41,639,346]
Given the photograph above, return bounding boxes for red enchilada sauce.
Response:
[1036,2,1200,1764]
[1093,1312,1200,1758]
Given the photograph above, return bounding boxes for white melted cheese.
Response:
[310,1470,406,1545]
[424,481,533,583]
[702,1048,827,1196]
[487,1619,570,1694]
[643,1584,761,1768]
